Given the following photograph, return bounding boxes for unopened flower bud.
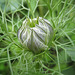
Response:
[18,17,54,53]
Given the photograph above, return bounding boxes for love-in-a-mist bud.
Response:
[18,17,54,53]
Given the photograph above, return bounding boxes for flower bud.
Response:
[18,17,54,53]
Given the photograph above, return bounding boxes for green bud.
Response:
[18,17,54,53]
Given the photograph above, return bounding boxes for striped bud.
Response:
[18,17,54,53]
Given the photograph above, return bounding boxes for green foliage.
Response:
[30,0,39,13]
[0,0,21,12]
[66,47,75,61]
[0,19,7,33]
[0,0,75,75]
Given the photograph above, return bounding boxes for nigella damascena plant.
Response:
[18,17,54,53]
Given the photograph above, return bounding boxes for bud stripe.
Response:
[36,24,47,33]
[33,29,46,44]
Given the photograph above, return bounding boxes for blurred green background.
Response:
[0,0,75,75]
